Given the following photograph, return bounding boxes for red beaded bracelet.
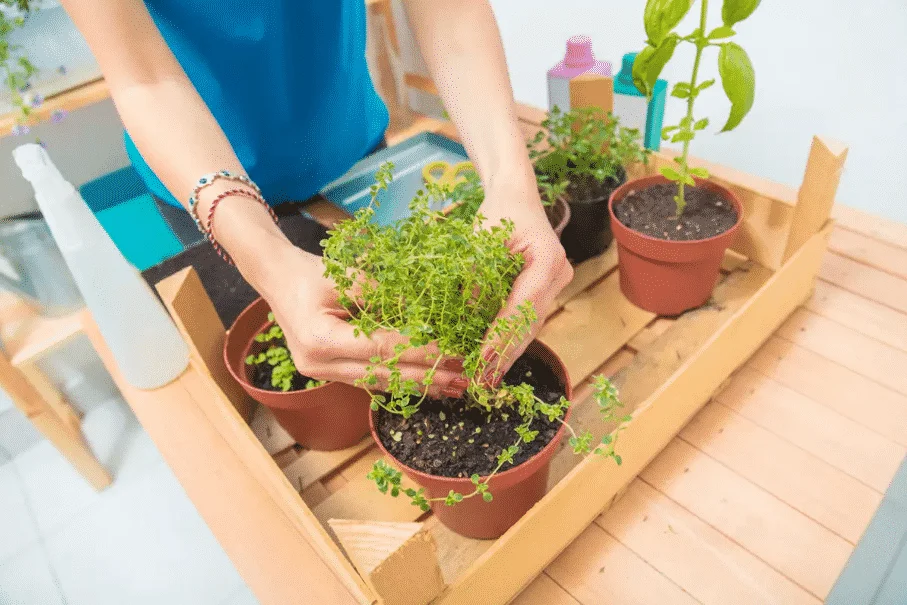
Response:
[205,188,278,265]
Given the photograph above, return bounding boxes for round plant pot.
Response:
[370,340,572,540]
[559,169,626,264]
[545,196,571,237]
[608,174,744,316]
[223,297,371,451]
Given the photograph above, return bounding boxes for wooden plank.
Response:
[832,204,907,252]
[155,267,251,420]
[424,516,494,585]
[250,404,296,455]
[807,279,907,352]
[716,367,905,493]
[553,246,617,309]
[80,312,373,605]
[314,477,426,527]
[538,270,655,386]
[545,524,700,605]
[0,78,110,137]
[828,227,907,281]
[681,402,882,543]
[749,336,907,448]
[598,479,821,605]
[626,318,674,352]
[819,252,907,314]
[329,520,446,605]
[783,137,849,262]
[432,223,831,605]
[0,305,84,368]
[569,74,614,113]
[640,439,852,599]
[777,308,907,396]
[282,437,374,493]
[511,574,581,605]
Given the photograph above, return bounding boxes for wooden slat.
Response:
[425,516,494,585]
[716,367,905,493]
[598,479,821,605]
[777,308,907,396]
[0,78,110,137]
[640,439,852,599]
[819,252,907,314]
[282,438,375,493]
[314,477,426,527]
[0,308,83,368]
[432,224,831,605]
[807,279,907,352]
[511,574,581,605]
[553,246,617,308]
[249,405,296,455]
[626,318,674,352]
[749,336,907,448]
[681,402,882,543]
[828,227,907,281]
[832,204,907,252]
[784,137,849,262]
[545,524,700,605]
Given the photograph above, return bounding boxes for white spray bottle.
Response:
[13,144,189,390]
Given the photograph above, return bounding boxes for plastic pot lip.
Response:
[608,174,744,249]
[368,340,573,487]
[547,196,571,235]
[561,167,628,207]
[223,297,336,400]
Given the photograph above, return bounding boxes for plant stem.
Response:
[677,0,709,216]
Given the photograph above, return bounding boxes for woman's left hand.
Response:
[477,171,573,385]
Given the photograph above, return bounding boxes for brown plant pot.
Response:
[545,196,571,237]
[223,297,371,451]
[370,341,572,540]
[608,174,744,315]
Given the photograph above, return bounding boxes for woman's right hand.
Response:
[259,245,467,398]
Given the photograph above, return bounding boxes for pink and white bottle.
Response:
[547,35,612,112]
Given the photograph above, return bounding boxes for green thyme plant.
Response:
[0,1,38,130]
[632,0,759,214]
[323,163,629,509]
[528,106,649,205]
[244,313,325,392]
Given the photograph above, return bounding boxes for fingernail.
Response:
[441,386,465,399]
[442,358,464,373]
[450,377,468,391]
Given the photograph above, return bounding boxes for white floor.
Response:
[0,393,260,605]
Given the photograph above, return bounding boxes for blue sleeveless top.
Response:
[126,0,389,207]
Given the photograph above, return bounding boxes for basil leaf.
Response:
[644,0,692,46]
[632,35,679,97]
[708,25,736,39]
[722,0,761,26]
[718,42,755,132]
[660,166,682,181]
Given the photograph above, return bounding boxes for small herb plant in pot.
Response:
[530,106,650,264]
[611,0,758,315]
[223,298,371,451]
[322,164,628,539]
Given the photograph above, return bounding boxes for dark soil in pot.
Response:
[373,354,563,478]
[246,334,319,393]
[613,183,738,241]
[559,168,626,264]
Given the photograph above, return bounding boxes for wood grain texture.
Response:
[827,227,907,281]
[510,574,581,605]
[832,204,907,252]
[819,252,907,314]
[282,438,374,493]
[807,279,907,352]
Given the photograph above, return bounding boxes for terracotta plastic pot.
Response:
[224,297,371,451]
[608,174,744,316]
[546,196,571,237]
[559,169,626,264]
[370,341,572,540]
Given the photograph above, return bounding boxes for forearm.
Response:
[402,0,534,192]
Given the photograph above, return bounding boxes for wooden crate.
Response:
[86,106,847,605]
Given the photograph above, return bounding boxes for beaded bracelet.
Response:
[188,170,262,231]
[206,188,278,265]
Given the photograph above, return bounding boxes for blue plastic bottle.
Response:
[613,52,667,151]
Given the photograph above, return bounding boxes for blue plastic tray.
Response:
[320,132,469,226]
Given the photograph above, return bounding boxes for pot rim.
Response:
[368,340,573,487]
[608,174,744,247]
[223,297,336,398]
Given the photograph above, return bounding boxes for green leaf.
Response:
[659,166,683,181]
[694,118,709,130]
[671,131,694,143]
[689,167,709,178]
[722,0,761,26]
[482,492,493,503]
[708,25,736,39]
[718,42,756,132]
[671,82,690,99]
[632,35,679,98]
[697,79,716,92]
[644,0,693,46]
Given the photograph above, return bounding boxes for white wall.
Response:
[486,0,907,224]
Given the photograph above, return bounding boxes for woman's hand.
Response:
[477,171,573,384]
[258,246,468,398]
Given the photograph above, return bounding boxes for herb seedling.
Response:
[0,1,38,130]
[323,163,630,510]
[632,0,759,214]
[529,106,649,206]
[244,312,325,392]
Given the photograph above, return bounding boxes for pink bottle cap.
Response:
[564,35,595,68]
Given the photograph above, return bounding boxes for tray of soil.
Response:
[223,297,371,451]
[370,341,572,539]
[609,174,743,315]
